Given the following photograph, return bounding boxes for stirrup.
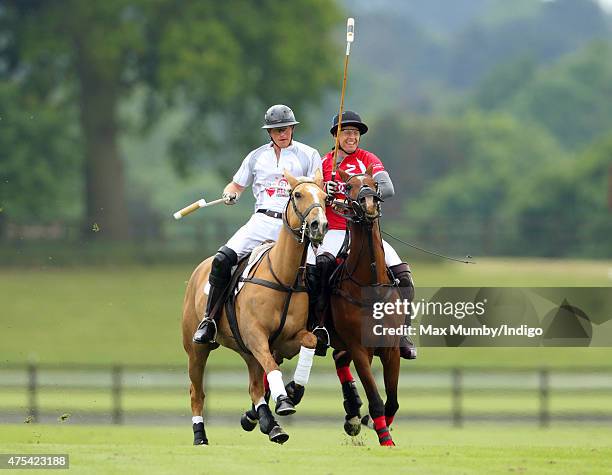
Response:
[193,317,218,344]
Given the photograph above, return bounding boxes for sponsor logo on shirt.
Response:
[343,159,366,175]
[265,177,290,198]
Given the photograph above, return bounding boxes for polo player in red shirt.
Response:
[306,110,417,360]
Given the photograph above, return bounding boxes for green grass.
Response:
[1,424,611,474]
[1,258,611,367]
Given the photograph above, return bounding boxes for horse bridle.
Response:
[341,174,383,223]
[283,180,326,244]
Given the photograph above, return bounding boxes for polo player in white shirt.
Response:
[193,104,322,344]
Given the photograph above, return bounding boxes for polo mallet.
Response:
[331,17,355,179]
[173,197,225,220]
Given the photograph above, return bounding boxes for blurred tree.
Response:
[0,82,81,238]
[472,55,537,110]
[0,0,340,239]
[447,0,610,89]
[508,41,612,150]
[510,134,612,257]
[469,40,612,150]
[372,112,566,255]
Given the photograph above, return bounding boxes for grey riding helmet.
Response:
[262,104,300,129]
[330,110,368,135]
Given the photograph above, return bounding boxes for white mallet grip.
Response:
[347,18,355,42]
[346,18,355,55]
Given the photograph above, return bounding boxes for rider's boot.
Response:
[312,253,336,357]
[389,262,417,360]
[306,263,319,333]
[193,246,238,345]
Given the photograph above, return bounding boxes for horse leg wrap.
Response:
[285,380,305,406]
[192,421,208,445]
[293,346,315,386]
[240,404,259,432]
[373,415,394,446]
[266,370,287,402]
[341,380,363,417]
[256,404,276,435]
[336,365,354,384]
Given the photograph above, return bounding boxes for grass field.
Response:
[1,258,611,367]
[2,424,612,474]
[2,259,612,474]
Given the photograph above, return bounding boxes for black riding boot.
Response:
[311,253,336,356]
[193,246,237,344]
[306,264,319,331]
[389,263,417,360]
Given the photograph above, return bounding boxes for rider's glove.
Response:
[324,180,338,197]
[222,192,238,205]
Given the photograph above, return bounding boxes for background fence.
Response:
[2,363,612,427]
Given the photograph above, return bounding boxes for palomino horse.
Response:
[328,165,402,446]
[182,169,328,445]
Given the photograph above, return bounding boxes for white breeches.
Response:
[226,212,283,259]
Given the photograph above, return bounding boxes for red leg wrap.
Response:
[336,365,353,384]
[373,415,394,446]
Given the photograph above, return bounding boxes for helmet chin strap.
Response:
[269,128,294,150]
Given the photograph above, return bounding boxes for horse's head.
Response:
[338,164,382,223]
[283,168,328,245]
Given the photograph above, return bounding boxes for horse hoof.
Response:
[193,438,208,445]
[285,381,305,406]
[344,416,362,436]
[240,412,258,432]
[268,425,289,444]
[275,395,296,416]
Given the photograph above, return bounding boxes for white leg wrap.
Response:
[266,369,287,402]
[192,416,203,424]
[254,397,266,411]
[293,346,315,386]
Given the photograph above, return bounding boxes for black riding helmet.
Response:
[330,110,368,136]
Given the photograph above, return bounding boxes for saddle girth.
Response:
[224,246,308,355]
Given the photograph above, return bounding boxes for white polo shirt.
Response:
[233,140,322,213]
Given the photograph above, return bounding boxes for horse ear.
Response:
[337,168,350,183]
[365,164,374,176]
[284,168,299,190]
[314,168,324,190]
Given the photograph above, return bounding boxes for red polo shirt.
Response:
[322,148,385,230]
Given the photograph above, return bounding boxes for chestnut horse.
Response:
[329,165,402,446]
[182,169,328,445]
